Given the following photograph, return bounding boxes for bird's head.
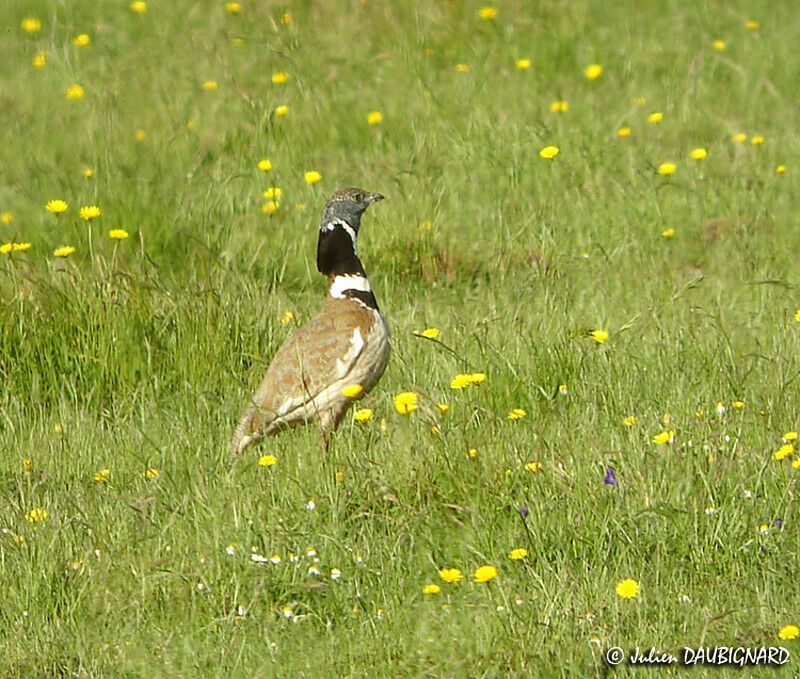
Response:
[319,188,384,234]
[317,188,384,276]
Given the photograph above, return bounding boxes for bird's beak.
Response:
[365,192,385,205]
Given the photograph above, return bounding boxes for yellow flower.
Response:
[712,39,726,51]
[615,578,639,599]
[274,105,289,116]
[280,310,294,324]
[589,329,609,343]
[550,100,568,113]
[271,72,289,84]
[367,111,384,125]
[142,468,159,479]
[422,584,441,594]
[94,468,110,483]
[751,135,764,144]
[515,58,531,70]
[342,384,363,399]
[795,310,800,323]
[558,384,568,395]
[508,408,526,420]
[108,229,129,240]
[353,408,373,423]
[617,126,631,137]
[135,130,146,141]
[774,444,794,461]
[66,85,85,100]
[1,212,14,224]
[130,1,147,14]
[648,112,663,123]
[584,64,602,80]
[54,246,76,258]
[304,171,322,185]
[280,12,292,25]
[262,201,280,214]
[653,430,675,445]
[83,167,94,178]
[22,458,33,471]
[473,565,498,583]
[420,327,439,339]
[746,20,759,29]
[468,448,478,459]
[258,159,272,172]
[418,220,433,232]
[46,200,68,214]
[335,471,345,482]
[438,567,464,583]
[478,6,498,20]
[394,392,418,415]
[468,373,487,385]
[732,133,747,143]
[225,2,241,14]
[525,461,541,472]
[793,459,800,469]
[73,34,91,47]
[32,51,47,68]
[539,145,559,159]
[691,148,707,160]
[784,431,798,441]
[21,17,42,33]
[79,205,101,220]
[258,455,278,467]
[508,548,528,560]
[450,373,471,389]
[733,401,744,410]
[662,228,675,238]
[437,403,450,414]
[202,80,218,91]
[263,187,282,199]
[633,96,646,105]
[455,63,470,72]
[778,624,799,640]
[623,415,637,427]
[657,162,677,176]
[26,508,48,523]
[776,165,786,174]
[12,242,31,252]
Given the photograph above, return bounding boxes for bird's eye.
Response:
[353,192,364,202]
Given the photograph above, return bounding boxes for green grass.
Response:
[2,0,800,676]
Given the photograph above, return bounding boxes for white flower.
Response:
[743,490,754,499]
[281,606,293,619]
[306,548,317,558]
[679,594,692,603]
[269,555,281,565]
[225,544,237,556]
[251,553,269,563]
[289,553,299,563]
[354,554,363,564]
[306,499,316,511]
[307,566,321,576]
[705,507,717,515]
[716,402,727,416]
[331,568,342,580]
[236,605,247,617]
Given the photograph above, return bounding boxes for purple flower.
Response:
[518,506,529,519]
[773,518,783,528]
[604,467,617,486]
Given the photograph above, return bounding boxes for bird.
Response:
[232,187,390,455]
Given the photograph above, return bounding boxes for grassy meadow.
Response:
[2,0,800,675]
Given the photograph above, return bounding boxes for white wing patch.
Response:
[336,327,364,377]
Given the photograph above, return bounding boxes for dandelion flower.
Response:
[450,374,471,389]
[225,2,241,14]
[134,130,146,141]
[280,310,294,324]
[420,327,439,339]
[22,458,33,471]
[143,468,159,479]
[262,201,280,214]
[712,40,726,51]
[550,100,568,113]
[418,220,433,232]
[394,392,418,415]
[515,58,531,70]
[623,415,637,426]
[525,461,541,472]
[83,167,94,178]
[455,63,470,72]
[274,105,289,116]
[263,187,282,199]
[778,624,799,641]
[473,565,498,583]
[784,431,798,441]
[733,401,744,409]
[584,64,602,80]
[354,408,373,423]
[46,200,68,214]
[1,213,14,224]
[73,34,91,47]
[342,384,363,399]
[436,404,450,415]
[774,444,793,461]
[468,448,478,459]
[468,372,487,385]
[304,171,322,185]
[691,148,707,160]
[79,205,101,220]
[32,51,47,68]
[108,229,129,240]
[259,454,278,467]
[202,80,218,91]
[508,408,526,420]
[539,145,559,159]
[26,508,48,523]
[54,246,76,258]
[66,85,85,100]
[657,162,677,176]
[508,548,528,560]
[280,11,292,25]
[648,112,663,124]
[653,430,675,445]
[366,111,383,125]
[746,20,759,29]
[422,584,441,594]
[478,6,498,20]
[793,459,800,469]
[662,228,675,238]
[438,567,464,583]
[732,133,747,143]
[751,135,764,145]
[130,1,147,13]
[615,578,639,599]
[271,72,289,84]
[258,159,272,172]
[94,468,110,483]
[617,126,631,137]
[776,165,786,174]
[21,17,42,33]
[589,329,609,343]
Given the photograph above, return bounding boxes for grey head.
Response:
[319,187,384,232]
